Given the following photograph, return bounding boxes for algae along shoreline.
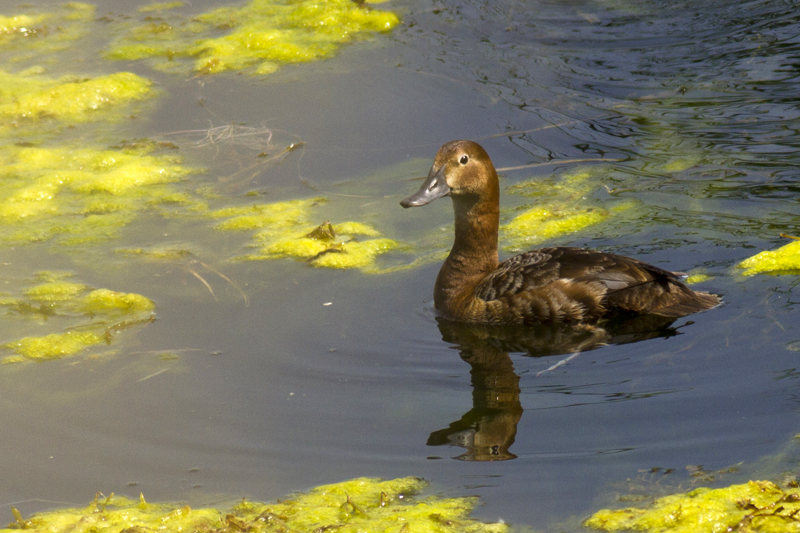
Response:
[2,477,507,533]
[6,472,800,533]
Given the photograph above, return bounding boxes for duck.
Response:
[400,140,721,325]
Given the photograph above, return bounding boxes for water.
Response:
[1,0,800,530]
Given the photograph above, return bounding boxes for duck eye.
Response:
[459,155,469,165]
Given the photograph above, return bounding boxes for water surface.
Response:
[1,0,800,531]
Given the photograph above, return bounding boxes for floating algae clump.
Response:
[1,477,507,533]
[0,3,95,60]
[211,197,325,232]
[502,207,609,251]
[106,0,401,75]
[3,331,105,361]
[0,274,155,362]
[308,238,403,269]
[0,14,48,38]
[23,281,87,303]
[80,289,156,316]
[213,200,405,271]
[736,240,800,277]
[256,220,402,269]
[0,143,200,247]
[500,166,634,252]
[0,69,153,138]
[584,480,800,533]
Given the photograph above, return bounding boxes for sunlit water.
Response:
[1,0,800,531]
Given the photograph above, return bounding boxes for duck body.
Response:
[401,140,720,325]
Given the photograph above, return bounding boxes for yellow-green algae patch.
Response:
[500,166,633,252]
[106,0,401,75]
[3,331,104,361]
[0,14,48,37]
[502,207,609,250]
[0,143,201,247]
[584,480,800,533]
[2,477,507,533]
[685,272,712,284]
[736,240,800,277]
[139,1,185,13]
[213,200,406,271]
[254,221,403,269]
[24,281,87,302]
[0,71,152,123]
[80,289,156,316]
[0,3,95,58]
[308,238,403,269]
[0,273,155,362]
[0,69,153,140]
[211,197,325,232]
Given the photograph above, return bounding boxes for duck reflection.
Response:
[427,315,683,461]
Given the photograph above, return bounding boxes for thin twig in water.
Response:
[188,261,249,307]
[487,122,577,137]
[188,268,217,300]
[536,351,582,376]
[779,233,800,241]
[137,368,169,383]
[497,158,624,172]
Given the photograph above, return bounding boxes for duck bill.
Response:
[400,165,451,208]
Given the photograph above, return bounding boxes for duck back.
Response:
[472,247,720,324]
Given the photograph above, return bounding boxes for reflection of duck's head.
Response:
[402,140,721,325]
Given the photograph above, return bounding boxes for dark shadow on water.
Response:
[427,315,685,461]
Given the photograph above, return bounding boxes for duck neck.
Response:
[434,195,499,314]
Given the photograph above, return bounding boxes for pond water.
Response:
[1,0,800,531]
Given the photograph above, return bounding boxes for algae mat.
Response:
[3,477,507,533]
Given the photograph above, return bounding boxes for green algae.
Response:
[3,331,105,361]
[0,143,201,247]
[584,480,800,533]
[81,289,156,316]
[213,201,407,271]
[0,15,48,39]
[502,207,609,250]
[139,1,185,13]
[685,272,712,284]
[736,240,800,277]
[0,67,154,143]
[107,0,401,76]
[0,3,95,61]
[254,221,404,269]
[1,477,507,533]
[500,167,634,251]
[0,71,152,126]
[0,273,155,363]
[23,281,87,302]
[211,197,326,232]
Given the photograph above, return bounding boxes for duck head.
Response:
[400,140,498,208]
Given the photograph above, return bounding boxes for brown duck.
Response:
[401,140,721,325]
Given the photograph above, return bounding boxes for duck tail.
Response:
[651,289,721,318]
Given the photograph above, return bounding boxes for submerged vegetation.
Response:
[1,477,507,533]
[500,166,635,252]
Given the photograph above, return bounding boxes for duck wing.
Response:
[475,247,719,320]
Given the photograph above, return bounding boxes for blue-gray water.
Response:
[1,0,799,531]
